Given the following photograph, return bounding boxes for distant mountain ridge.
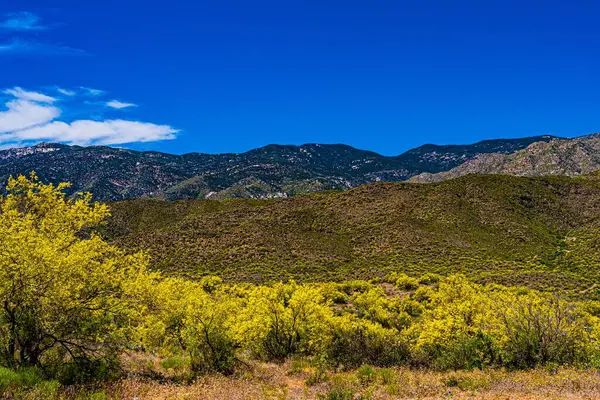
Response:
[0,135,560,200]
[410,134,600,183]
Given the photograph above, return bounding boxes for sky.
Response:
[0,0,599,155]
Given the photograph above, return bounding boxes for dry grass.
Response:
[83,362,600,400]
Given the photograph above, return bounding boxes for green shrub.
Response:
[306,354,329,385]
[377,368,395,385]
[161,356,188,372]
[199,276,223,293]
[327,317,409,368]
[0,367,43,389]
[26,380,61,399]
[395,274,420,290]
[318,389,355,400]
[356,365,377,386]
[413,286,434,303]
[418,273,442,285]
[496,294,595,369]
[53,357,121,385]
[288,359,310,375]
[86,391,108,400]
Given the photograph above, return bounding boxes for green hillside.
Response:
[104,174,600,298]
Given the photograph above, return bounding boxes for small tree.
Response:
[234,282,332,360]
[0,174,148,378]
[495,292,596,368]
[181,287,238,373]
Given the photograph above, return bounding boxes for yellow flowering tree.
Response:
[0,174,148,376]
[234,282,332,360]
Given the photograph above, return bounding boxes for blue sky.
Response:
[0,0,598,155]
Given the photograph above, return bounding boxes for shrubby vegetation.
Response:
[105,174,600,300]
[134,274,600,373]
[1,175,600,398]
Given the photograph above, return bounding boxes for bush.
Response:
[181,290,238,373]
[356,365,377,386]
[0,367,59,400]
[377,368,395,385]
[326,316,409,368]
[199,276,223,293]
[161,356,187,372]
[234,283,332,360]
[496,293,596,369]
[395,274,420,290]
[318,389,355,400]
[418,273,442,285]
[53,357,121,385]
[0,367,43,390]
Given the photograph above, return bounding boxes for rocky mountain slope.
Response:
[410,135,600,183]
[0,135,557,201]
[103,173,600,298]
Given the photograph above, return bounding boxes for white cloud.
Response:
[0,12,47,31]
[10,120,178,146]
[56,88,76,96]
[4,87,56,103]
[0,86,178,146]
[106,100,136,109]
[0,99,60,134]
[80,87,105,96]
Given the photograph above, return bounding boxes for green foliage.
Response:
[418,273,442,285]
[104,174,600,300]
[356,365,377,386]
[0,366,43,389]
[395,274,420,290]
[305,355,330,386]
[160,356,187,372]
[0,366,60,399]
[318,389,355,400]
[3,174,600,393]
[494,292,596,369]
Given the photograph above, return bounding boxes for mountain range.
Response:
[0,135,558,201]
[5,133,600,297]
[410,134,600,183]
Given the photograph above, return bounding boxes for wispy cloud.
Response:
[0,39,88,56]
[106,100,136,109]
[0,12,47,31]
[56,88,76,96]
[0,12,87,56]
[0,86,178,146]
[4,87,56,103]
[80,87,105,96]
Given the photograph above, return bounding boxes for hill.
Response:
[410,135,600,183]
[103,173,600,298]
[0,135,557,201]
